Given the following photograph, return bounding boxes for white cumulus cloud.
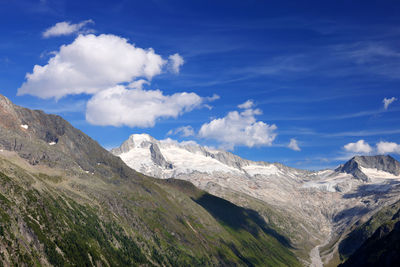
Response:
[343,139,373,153]
[288,138,301,151]
[86,85,212,128]
[18,34,166,100]
[167,126,195,137]
[19,33,218,128]
[198,102,277,150]
[383,97,397,110]
[237,100,254,109]
[42,20,94,38]
[168,53,184,74]
[376,141,400,154]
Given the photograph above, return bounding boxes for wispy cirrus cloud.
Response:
[283,128,400,138]
[268,107,400,122]
[326,129,400,137]
[337,42,400,64]
[228,41,400,81]
[167,126,195,137]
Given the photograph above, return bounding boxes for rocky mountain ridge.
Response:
[0,94,135,180]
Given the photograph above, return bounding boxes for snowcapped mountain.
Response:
[335,155,400,181]
[111,133,309,179]
[112,133,400,266]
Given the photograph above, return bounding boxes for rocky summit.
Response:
[113,133,400,266]
[335,155,400,182]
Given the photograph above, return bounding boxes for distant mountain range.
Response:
[112,133,400,266]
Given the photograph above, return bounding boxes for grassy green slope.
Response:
[159,179,299,267]
[0,154,300,266]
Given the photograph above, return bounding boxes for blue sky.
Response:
[1,0,400,169]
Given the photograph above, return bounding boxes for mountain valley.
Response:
[112,134,400,266]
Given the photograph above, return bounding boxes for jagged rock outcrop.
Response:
[335,157,370,182]
[149,143,173,169]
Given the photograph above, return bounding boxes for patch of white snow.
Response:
[360,166,400,179]
[160,146,240,176]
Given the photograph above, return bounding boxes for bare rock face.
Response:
[0,94,20,129]
[149,143,173,170]
[335,157,370,182]
[0,94,138,179]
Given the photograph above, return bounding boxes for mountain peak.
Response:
[336,155,400,181]
[352,155,399,171]
[111,133,157,156]
[129,133,155,143]
[0,94,20,129]
[0,94,11,106]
